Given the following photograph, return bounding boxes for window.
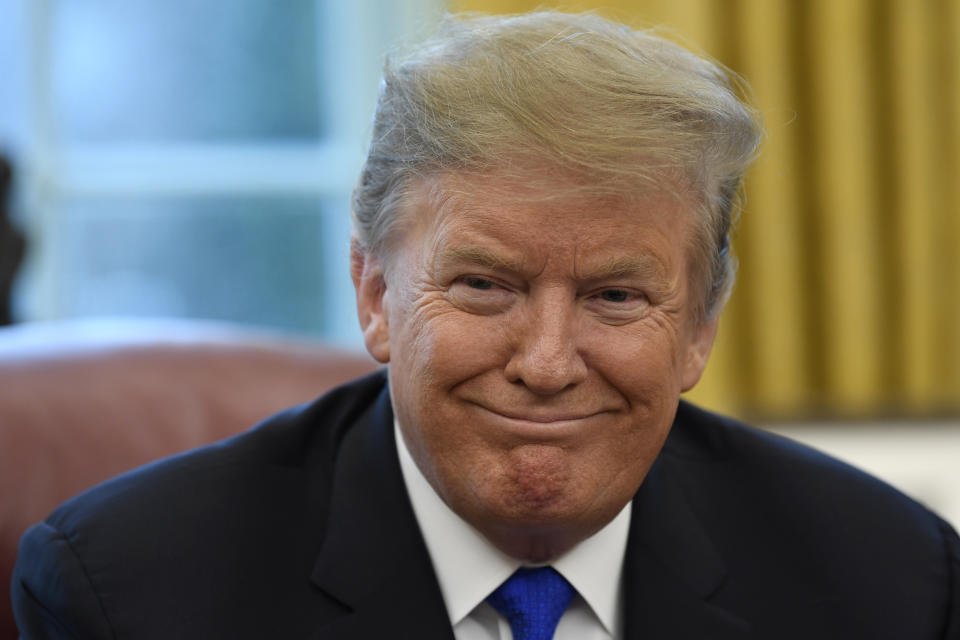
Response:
[4,0,444,346]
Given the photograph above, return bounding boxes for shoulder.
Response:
[663,399,951,537]
[664,400,936,519]
[13,370,389,637]
[46,369,388,539]
[661,400,960,634]
[46,369,388,533]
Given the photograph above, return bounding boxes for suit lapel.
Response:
[307,385,749,639]
[309,387,455,639]
[622,456,752,639]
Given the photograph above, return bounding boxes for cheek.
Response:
[399,301,513,384]
[584,318,687,400]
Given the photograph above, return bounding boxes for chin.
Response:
[475,500,606,562]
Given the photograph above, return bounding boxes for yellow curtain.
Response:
[450,0,960,420]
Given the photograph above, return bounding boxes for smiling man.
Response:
[358,173,713,567]
[13,11,960,640]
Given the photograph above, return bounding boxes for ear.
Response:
[351,240,391,363]
[680,316,719,392]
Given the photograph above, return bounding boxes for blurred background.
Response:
[0,1,957,519]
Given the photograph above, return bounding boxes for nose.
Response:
[504,291,588,395]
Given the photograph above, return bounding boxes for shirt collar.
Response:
[395,420,631,635]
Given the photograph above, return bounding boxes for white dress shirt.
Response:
[395,422,631,640]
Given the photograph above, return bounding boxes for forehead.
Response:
[398,171,697,265]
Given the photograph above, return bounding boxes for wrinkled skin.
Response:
[353,172,718,561]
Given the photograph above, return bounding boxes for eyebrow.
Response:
[438,245,527,273]
[582,255,666,282]
[437,245,667,282]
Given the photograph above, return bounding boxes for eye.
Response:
[462,276,495,290]
[599,289,630,303]
[448,275,515,315]
[586,287,650,322]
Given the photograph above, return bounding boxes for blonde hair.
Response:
[352,11,761,319]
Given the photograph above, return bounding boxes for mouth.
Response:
[468,402,610,428]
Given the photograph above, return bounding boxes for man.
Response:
[13,11,960,639]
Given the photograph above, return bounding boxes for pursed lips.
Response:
[468,401,609,425]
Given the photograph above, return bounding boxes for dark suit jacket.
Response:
[12,371,960,639]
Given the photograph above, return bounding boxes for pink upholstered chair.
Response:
[0,319,378,639]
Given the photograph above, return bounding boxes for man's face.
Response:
[353,172,718,561]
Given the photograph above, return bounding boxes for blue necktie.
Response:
[486,567,575,640]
